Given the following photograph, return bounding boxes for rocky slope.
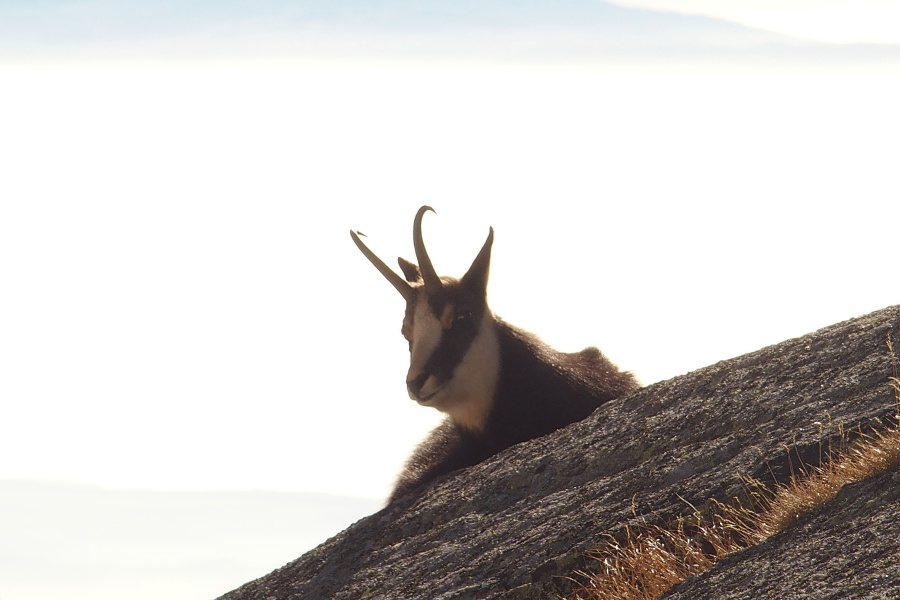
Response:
[218,305,900,600]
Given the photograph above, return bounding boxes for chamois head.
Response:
[351,206,500,430]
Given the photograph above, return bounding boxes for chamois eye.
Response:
[454,310,474,329]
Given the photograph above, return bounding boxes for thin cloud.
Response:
[6,0,891,65]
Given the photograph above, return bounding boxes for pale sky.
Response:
[2,60,898,501]
[1,0,899,503]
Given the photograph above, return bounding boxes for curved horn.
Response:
[413,206,442,294]
[350,230,416,302]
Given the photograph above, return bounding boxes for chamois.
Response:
[351,207,638,502]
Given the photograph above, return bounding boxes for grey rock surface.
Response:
[217,305,900,600]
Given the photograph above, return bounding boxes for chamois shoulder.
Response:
[494,319,639,400]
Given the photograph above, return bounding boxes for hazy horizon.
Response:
[0,479,380,600]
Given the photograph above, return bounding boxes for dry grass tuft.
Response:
[727,424,900,546]
[568,515,744,600]
[567,359,900,600]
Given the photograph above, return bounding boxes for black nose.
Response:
[407,372,429,397]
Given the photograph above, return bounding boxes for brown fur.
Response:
[389,317,638,503]
[351,207,639,504]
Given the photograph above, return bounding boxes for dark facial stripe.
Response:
[419,286,485,387]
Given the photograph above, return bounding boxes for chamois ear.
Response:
[398,257,422,283]
[461,227,494,294]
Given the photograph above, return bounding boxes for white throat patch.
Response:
[444,313,500,431]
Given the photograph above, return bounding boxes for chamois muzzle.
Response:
[406,372,431,398]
